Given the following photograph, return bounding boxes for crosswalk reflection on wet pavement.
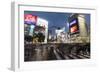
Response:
[24,43,90,62]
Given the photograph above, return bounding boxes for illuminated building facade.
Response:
[24,14,48,44]
[68,14,89,43]
[36,17,48,43]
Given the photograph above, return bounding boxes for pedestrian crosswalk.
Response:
[53,49,62,60]
[24,44,90,61]
[53,49,90,60]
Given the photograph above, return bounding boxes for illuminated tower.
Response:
[68,14,89,43]
[68,14,88,37]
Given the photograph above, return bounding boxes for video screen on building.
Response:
[24,14,37,25]
[69,18,79,34]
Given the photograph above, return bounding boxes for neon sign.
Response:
[69,18,79,34]
[24,14,37,25]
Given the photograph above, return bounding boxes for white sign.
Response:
[37,17,48,28]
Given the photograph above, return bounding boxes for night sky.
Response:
[24,11,90,34]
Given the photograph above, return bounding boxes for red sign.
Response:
[70,25,78,33]
[24,14,37,25]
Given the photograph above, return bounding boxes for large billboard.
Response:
[69,18,79,34]
[24,14,37,25]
